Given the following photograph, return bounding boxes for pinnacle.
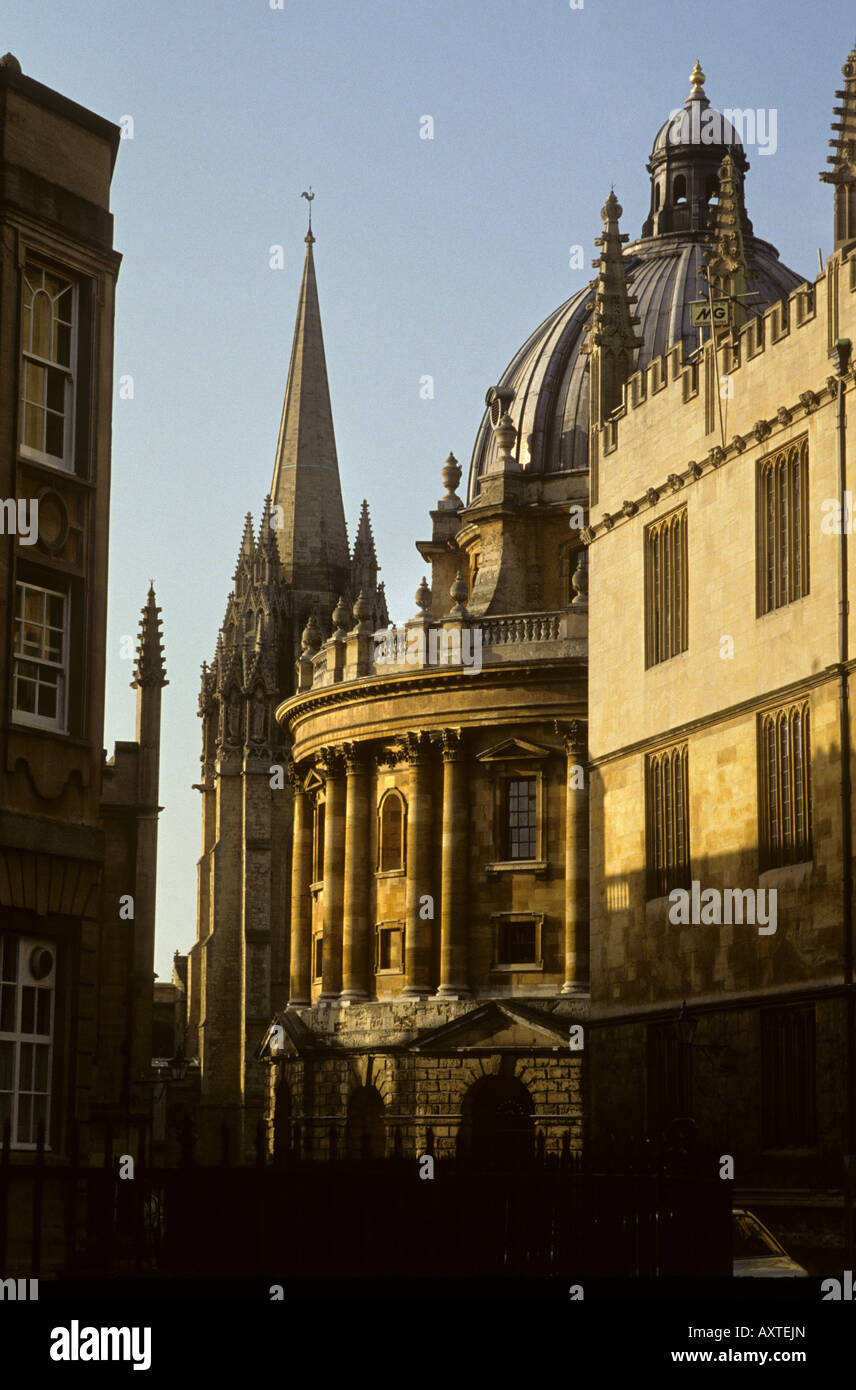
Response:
[132,583,168,689]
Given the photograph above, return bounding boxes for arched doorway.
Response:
[345,1085,386,1160]
[457,1074,535,1168]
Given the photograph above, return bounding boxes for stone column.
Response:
[561,721,589,992]
[288,764,312,1006]
[341,742,370,1001]
[319,747,346,1000]
[403,732,434,997]
[436,728,471,998]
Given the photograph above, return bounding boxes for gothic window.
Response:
[19,264,77,471]
[646,744,690,899]
[504,778,537,860]
[378,790,405,872]
[758,440,809,615]
[0,933,56,1149]
[645,508,688,667]
[761,1006,816,1149]
[759,701,812,869]
[11,581,68,731]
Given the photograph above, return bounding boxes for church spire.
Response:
[820,45,856,251]
[269,222,350,600]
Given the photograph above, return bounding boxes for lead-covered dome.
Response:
[467,63,806,502]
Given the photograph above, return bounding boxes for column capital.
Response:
[555,718,587,759]
[341,740,369,776]
[317,744,346,779]
[438,727,465,762]
[286,758,304,793]
[401,731,433,767]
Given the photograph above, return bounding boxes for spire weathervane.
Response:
[301,187,315,241]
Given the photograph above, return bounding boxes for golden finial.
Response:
[689,59,706,96]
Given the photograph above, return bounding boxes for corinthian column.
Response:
[341,742,370,1001]
[402,732,434,997]
[288,763,312,1007]
[436,728,471,998]
[560,721,589,993]
[319,746,346,1000]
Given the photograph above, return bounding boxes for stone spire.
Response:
[820,45,856,251]
[701,152,752,332]
[132,583,168,690]
[582,191,642,424]
[269,229,350,600]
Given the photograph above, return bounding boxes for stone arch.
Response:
[456,1073,535,1167]
[346,1084,386,1160]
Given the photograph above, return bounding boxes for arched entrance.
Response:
[457,1074,535,1167]
[345,1085,385,1160]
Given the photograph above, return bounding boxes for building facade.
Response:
[189,44,856,1236]
[0,54,166,1267]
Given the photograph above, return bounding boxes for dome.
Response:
[467,64,806,503]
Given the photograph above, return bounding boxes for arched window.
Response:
[346,1085,386,1160]
[654,182,662,210]
[758,441,809,614]
[759,701,812,868]
[378,790,405,872]
[673,174,687,204]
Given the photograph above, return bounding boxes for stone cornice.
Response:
[582,374,841,546]
[276,657,586,728]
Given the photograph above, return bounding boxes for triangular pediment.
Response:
[476,737,555,763]
[407,1001,572,1053]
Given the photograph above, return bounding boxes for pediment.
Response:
[407,1001,571,1053]
[476,737,555,763]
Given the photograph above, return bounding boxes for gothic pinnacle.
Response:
[131,583,168,689]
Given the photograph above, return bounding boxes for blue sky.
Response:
[4,0,850,977]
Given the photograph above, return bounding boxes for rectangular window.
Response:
[761,1006,816,1149]
[647,1021,692,1138]
[759,701,812,869]
[493,916,541,968]
[19,264,77,471]
[312,935,323,981]
[376,923,404,974]
[646,744,690,899]
[0,934,56,1150]
[11,581,69,731]
[758,439,809,615]
[645,508,688,667]
[505,778,537,860]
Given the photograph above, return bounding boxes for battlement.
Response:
[591,246,856,525]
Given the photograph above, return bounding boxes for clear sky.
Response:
[3,0,850,978]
